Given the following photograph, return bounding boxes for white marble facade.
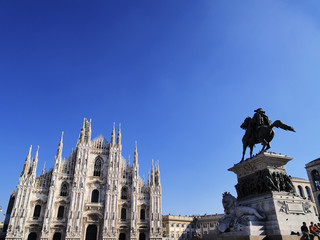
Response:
[5,119,162,240]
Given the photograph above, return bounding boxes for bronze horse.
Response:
[241,117,295,161]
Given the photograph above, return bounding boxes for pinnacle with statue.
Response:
[241,108,295,162]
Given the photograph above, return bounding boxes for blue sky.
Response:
[1,0,320,221]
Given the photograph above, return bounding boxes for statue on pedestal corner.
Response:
[217,192,265,233]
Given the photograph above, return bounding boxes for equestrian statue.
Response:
[241,108,295,162]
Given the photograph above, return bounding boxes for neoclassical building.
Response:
[290,177,314,202]
[162,215,195,240]
[306,158,320,214]
[4,119,162,240]
[162,213,223,240]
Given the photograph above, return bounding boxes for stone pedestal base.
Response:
[207,235,301,240]
[218,152,319,239]
[239,191,318,236]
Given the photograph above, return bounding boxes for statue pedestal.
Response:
[229,152,294,201]
[219,152,318,240]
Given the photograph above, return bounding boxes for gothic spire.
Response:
[87,118,92,142]
[155,160,160,186]
[110,122,115,146]
[78,118,86,143]
[54,132,63,168]
[117,123,121,146]
[156,160,160,173]
[77,118,91,144]
[21,145,32,176]
[32,146,39,175]
[42,161,46,175]
[152,159,154,173]
[127,154,131,169]
[150,159,154,185]
[133,141,138,165]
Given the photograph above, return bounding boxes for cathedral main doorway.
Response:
[139,232,146,240]
[85,224,97,240]
[119,233,126,240]
[27,232,37,240]
[53,232,61,240]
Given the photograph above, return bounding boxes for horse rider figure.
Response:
[251,108,271,140]
[240,108,295,161]
[243,108,270,143]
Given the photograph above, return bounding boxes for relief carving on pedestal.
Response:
[277,201,312,214]
[235,170,295,199]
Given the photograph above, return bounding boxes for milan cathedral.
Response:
[5,119,162,240]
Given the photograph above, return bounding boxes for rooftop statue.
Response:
[241,108,295,162]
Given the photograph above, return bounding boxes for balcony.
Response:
[85,202,103,211]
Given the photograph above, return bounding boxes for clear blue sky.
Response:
[1,0,320,221]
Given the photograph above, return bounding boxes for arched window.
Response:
[33,205,41,218]
[121,187,128,200]
[298,185,305,198]
[306,186,312,200]
[121,207,126,220]
[91,189,99,203]
[57,206,64,218]
[312,170,320,191]
[60,182,68,196]
[94,158,102,177]
[140,208,145,220]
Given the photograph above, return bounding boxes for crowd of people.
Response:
[301,222,320,240]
